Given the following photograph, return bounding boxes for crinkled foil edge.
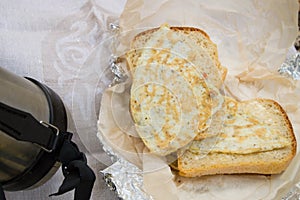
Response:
[278,46,300,80]
[97,121,152,200]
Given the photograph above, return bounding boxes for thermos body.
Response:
[0,67,67,190]
[0,68,50,183]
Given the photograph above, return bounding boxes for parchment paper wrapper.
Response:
[97,0,300,199]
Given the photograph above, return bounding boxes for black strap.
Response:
[50,132,96,199]
[0,184,6,200]
[0,102,95,200]
[0,102,58,152]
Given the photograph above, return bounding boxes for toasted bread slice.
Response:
[178,98,296,177]
[126,25,227,88]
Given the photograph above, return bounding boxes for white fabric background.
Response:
[0,0,126,199]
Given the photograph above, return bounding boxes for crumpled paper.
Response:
[97,0,300,199]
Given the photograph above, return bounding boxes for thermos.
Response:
[0,67,95,200]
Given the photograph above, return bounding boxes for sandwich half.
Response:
[178,97,297,177]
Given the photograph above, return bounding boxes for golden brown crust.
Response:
[179,154,293,177]
[170,27,210,39]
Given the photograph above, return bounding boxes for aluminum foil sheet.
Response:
[101,159,152,200]
[278,47,300,80]
[98,23,300,199]
[98,121,152,200]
